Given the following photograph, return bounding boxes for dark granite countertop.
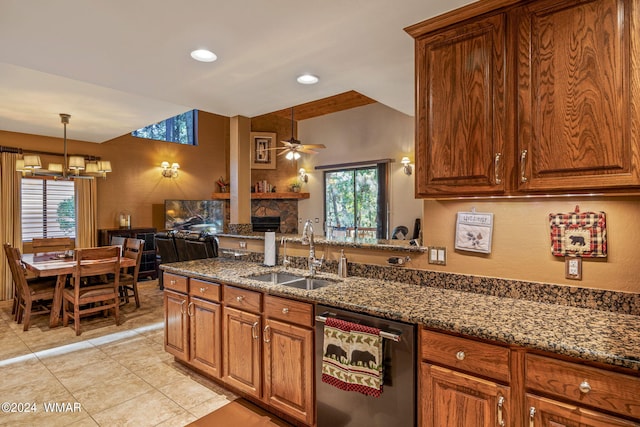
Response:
[216,233,426,253]
[161,258,640,372]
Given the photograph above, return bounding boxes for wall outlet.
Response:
[565,257,582,280]
[428,246,446,265]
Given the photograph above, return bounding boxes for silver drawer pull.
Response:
[282,307,289,314]
[236,295,244,302]
[497,396,505,427]
[529,407,536,427]
[456,351,466,361]
[170,279,176,286]
[200,287,207,293]
[579,380,591,394]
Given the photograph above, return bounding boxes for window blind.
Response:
[21,178,75,241]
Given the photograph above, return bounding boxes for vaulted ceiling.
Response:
[0,0,474,143]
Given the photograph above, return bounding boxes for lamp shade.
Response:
[85,162,99,173]
[68,156,85,170]
[15,159,25,171]
[48,163,64,173]
[98,160,112,173]
[24,155,42,169]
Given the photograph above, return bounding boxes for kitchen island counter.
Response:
[161,258,640,372]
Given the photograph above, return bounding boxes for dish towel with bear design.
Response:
[321,317,383,397]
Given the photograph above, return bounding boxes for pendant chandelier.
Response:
[16,113,112,179]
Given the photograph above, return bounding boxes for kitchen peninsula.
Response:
[161,250,640,426]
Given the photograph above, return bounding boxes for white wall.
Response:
[296,103,422,237]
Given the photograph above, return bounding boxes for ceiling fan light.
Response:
[285,151,295,160]
[293,152,301,160]
[297,74,319,85]
[191,49,217,62]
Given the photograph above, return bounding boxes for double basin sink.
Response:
[246,271,335,291]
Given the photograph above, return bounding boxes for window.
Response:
[131,110,198,145]
[21,178,75,241]
[324,163,388,239]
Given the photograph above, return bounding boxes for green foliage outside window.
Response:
[325,167,379,233]
[57,198,75,236]
[132,110,197,145]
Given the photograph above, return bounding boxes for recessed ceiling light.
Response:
[190,49,217,63]
[297,74,319,85]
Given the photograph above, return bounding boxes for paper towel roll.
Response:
[264,231,276,266]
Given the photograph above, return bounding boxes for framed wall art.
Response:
[455,211,494,254]
[250,132,277,169]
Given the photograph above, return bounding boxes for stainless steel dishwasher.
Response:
[315,304,416,427]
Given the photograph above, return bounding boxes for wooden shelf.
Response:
[211,192,309,200]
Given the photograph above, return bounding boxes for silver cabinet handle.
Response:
[179,299,186,315]
[579,380,592,394]
[520,149,528,183]
[494,152,502,185]
[529,407,536,427]
[282,307,289,314]
[170,279,176,286]
[497,396,505,427]
[456,351,466,361]
[187,301,194,317]
[236,295,244,302]
[251,321,259,340]
[200,287,207,294]
[263,325,271,343]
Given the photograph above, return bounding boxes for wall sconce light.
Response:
[161,161,180,178]
[298,168,308,183]
[401,157,413,176]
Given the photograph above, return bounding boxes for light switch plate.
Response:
[565,257,582,280]
[428,246,446,265]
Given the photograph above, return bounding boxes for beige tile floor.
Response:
[0,280,236,427]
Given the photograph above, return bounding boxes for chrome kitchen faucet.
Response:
[301,219,323,276]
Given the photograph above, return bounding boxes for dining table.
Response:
[21,251,136,328]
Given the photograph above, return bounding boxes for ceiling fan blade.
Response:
[298,148,319,154]
[301,144,326,149]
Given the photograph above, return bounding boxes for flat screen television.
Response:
[164,199,224,233]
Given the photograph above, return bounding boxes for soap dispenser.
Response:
[338,249,348,278]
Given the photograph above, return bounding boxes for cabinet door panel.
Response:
[422,363,509,427]
[222,306,261,398]
[190,298,221,378]
[164,290,188,361]
[517,0,640,190]
[416,13,507,196]
[526,394,639,427]
[263,319,314,425]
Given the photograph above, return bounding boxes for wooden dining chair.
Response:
[3,243,55,331]
[32,237,73,253]
[119,238,144,308]
[62,246,121,336]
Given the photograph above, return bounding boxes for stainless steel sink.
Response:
[279,277,333,290]
[246,272,335,290]
[248,271,305,284]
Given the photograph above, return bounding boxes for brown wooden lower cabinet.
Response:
[222,305,262,398]
[526,394,639,427]
[189,297,222,378]
[421,363,510,427]
[164,289,189,361]
[263,318,314,426]
[420,328,640,427]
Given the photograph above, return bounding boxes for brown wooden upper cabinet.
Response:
[406,0,640,198]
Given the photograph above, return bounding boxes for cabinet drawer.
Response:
[526,354,640,419]
[421,329,510,383]
[190,279,221,302]
[224,286,261,313]
[164,273,187,293]
[264,295,313,328]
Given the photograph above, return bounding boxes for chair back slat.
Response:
[32,237,73,253]
[73,246,121,287]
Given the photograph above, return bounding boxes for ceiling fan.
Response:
[276,107,326,160]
